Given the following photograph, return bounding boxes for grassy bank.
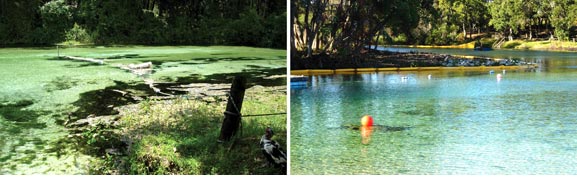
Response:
[501,40,577,51]
[398,38,497,49]
[405,39,577,52]
[86,85,286,175]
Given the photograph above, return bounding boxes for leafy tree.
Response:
[489,0,525,40]
[0,0,45,45]
[292,0,424,57]
[38,0,73,44]
[549,0,577,40]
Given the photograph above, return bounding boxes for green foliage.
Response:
[81,120,121,149]
[292,0,577,49]
[427,22,461,45]
[227,9,265,46]
[89,86,287,175]
[0,0,45,45]
[65,23,92,44]
[37,0,73,44]
[1,0,285,47]
[549,0,577,40]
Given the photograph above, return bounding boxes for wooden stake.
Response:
[218,76,246,142]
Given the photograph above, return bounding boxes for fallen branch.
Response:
[62,55,104,64]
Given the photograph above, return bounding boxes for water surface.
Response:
[291,48,577,174]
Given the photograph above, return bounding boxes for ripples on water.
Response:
[291,49,577,174]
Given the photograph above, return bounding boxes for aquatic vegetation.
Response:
[43,76,80,92]
[0,46,286,174]
[87,86,286,175]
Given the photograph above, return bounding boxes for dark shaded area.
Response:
[292,50,530,70]
[246,65,268,69]
[63,63,103,68]
[103,54,143,60]
[189,57,267,61]
[0,1,286,48]
[0,100,47,134]
[211,53,233,55]
[180,61,213,65]
[145,60,188,66]
[0,100,38,122]
[69,80,155,122]
[44,76,80,92]
[340,124,413,132]
[143,60,189,71]
[173,67,286,88]
[180,56,273,65]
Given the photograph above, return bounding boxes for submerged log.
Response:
[127,62,152,69]
[62,55,104,64]
[117,62,153,76]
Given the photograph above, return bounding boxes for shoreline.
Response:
[291,49,538,72]
[391,40,577,52]
[290,65,535,76]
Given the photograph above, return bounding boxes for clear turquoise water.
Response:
[291,48,577,174]
[0,46,285,174]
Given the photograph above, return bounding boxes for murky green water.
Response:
[290,48,577,174]
[0,46,285,174]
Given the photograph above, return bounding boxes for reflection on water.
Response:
[291,49,577,174]
[360,126,373,145]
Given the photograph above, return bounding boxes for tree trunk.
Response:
[373,30,380,51]
[290,0,296,56]
[463,23,467,40]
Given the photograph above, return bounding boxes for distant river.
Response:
[290,47,577,174]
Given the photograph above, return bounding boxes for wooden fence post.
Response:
[218,76,247,142]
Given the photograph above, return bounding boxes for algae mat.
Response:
[0,46,286,174]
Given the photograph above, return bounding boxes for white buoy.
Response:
[427,74,432,80]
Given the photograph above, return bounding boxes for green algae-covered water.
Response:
[290,48,577,174]
[0,46,286,174]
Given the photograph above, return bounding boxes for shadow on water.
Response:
[103,54,144,60]
[68,80,157,122]
[64,63,103,68]
[0,100,47,134]
[179,61,214,65]
[144,60,189,71]
[210,53,233,55]
[189,57,267,61]
[173,67,286,88]
[145,60,187,66]
[44,76,80,92]
[338,124,413,132]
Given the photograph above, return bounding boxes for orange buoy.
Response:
[361,115,373,127]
